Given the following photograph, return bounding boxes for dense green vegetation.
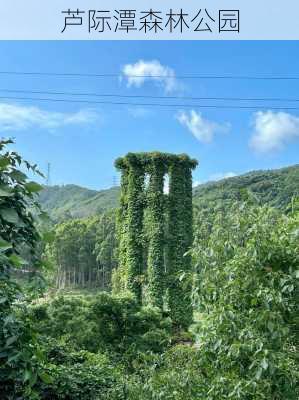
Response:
[47,212,117,290]
[39,164,299,221]
[1,140,298,399]
[42,165,299,292]
[191,201,299,399]
[0,139,45,398]
[114,152,197,327]
[193,164,299,212]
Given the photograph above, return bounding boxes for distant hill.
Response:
[39,164,299,222]
[38,185,120,221]
[193,164,299,211]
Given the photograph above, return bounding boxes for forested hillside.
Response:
[193,164,299,210]
[40,164,299,221]
[39,185,120,221]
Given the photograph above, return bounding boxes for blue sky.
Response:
[0,40,299,189]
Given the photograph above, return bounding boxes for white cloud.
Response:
[250,111,299,153]
[192,180,201,187]
[122,60,178,92]
[127,106,152,118]
[209,172,237,181]
[163,178,201,192]
[0,103,99,131]
[177,110,230,143]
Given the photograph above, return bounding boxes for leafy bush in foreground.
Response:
[126,345,205,400]
[90,293,172,358]
[0,139,45,399]
[191,202,299,399]
[31,292,172,361]
[34,351,124,400]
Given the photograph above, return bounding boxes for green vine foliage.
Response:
[115,166,129,292]
[114,152,197,326]
[121,154,145,303]
[146,157,166,308]
[167,159,194,328]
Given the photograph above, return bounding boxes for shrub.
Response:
[34,352,124,400]
[30,295,100,352]
[89,292,172,359]
[31,292,172,361]
[191,203,299,399]
[126,345,206,400]
[0,139,45,399]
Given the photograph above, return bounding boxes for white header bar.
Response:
[0,0,298,40]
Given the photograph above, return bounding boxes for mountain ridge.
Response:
[39,164,299,221]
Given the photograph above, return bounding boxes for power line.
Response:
[0,70,299,81]
[1,95,299,110]
[1,88,299,103]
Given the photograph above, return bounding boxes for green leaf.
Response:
[42,231,55,243]
[8,353,20,363]
[0,239,12,251]
[38,371,52,384]
[267,321,274,333]
[0,208,19,224]
[9,169,27,182]
[39,211,50,223]
[23,369,32,382]
[0,186,13,197]
[25,181,43,193]
[0,297,8,304]
[179,272,186,282]
[6,335,18,347]
[0,156,10,169]
[261,358,268,370]
[9,254,27,267]
[255,367,263,380]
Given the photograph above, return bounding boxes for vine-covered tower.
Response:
[114,152,198,327]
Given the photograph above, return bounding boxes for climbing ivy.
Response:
[167,159,188,327]
[146,154,166,308]
[115,154,145,303]
[114,152,197,326]
[115,163,129,292]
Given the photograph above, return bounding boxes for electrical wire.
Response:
[0,88,298,103]
[0,71,299,80]
[1,95,299,110]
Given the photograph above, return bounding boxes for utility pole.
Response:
[46,162,51,186]
[113,175,118,187]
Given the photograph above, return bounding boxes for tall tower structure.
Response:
[114,152,198,328]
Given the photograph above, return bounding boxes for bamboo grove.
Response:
[114,152,198,327]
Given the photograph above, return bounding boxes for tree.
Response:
[94,211,118,290]
[191,201,299,399]
[48,212,118,290]
[0,138,45,398]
